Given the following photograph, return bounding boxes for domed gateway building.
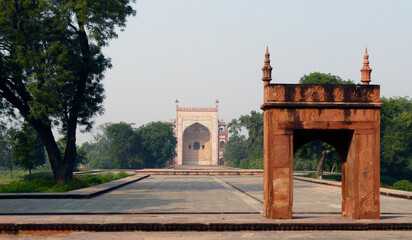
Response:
[169,100,228,166]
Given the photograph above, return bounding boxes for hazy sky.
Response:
[78,0,412,143]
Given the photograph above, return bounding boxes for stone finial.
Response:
[175,99,179,108]
[216,99,219,108]
[361,48,372,85]
[262,46,273,85]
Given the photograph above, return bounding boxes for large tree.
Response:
[299,72,354,85]
[298,72,354,178]
[137,121,177,168]
[105,122,141,169]
[0,0,135,184]
[380,97,412,182]
[224,111,264,169]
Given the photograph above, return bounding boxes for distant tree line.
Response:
[0,121,177,175]
[0,122,46,176]
[80,121,177,169]
[223,72,412,185]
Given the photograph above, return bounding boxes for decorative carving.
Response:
[333,86,344,101]
[304,85,325,102]
[265,84,380,103]
[268,85,285,101]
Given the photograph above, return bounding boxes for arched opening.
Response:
[294,140,342,179]
[293,138,344,213]
[292,129,354,215]
[219,141,225,149]
[182,123,211,165]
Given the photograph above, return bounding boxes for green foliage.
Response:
[80,122,177,169]
[116,171,129,179]
[0,0,136,184]
[0,171,130,193]
[302,172,317,178]
[239,111,263,161]
[223,135,248,167]
[0,126,17,176]
[391,180,412,192]
[86,176,102,185]
[137,121,177,168]
[56,138,88,171]
[23,172,53,181]
[294,140,341,173]
[301,172,341,182]
[12,123,46,173]
[224,111,263,169]
[105,122,141,169]
[80,125,113,169]
[380,97,412,182]
[299,72,354,85]
[294,72,352,176]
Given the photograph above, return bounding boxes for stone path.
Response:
[218,176,412,213]
[0,175,411,239]
[0,175,411,214]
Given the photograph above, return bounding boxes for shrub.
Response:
[0,171,131,193]
[391,180,412,192]
[115,171,129,179]
[302,172,316,179]
[23,172,53,181]
[381,175,397,186]
[98,172,115,182]
[86,176,102,185]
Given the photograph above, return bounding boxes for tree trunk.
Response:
[63,119,78,184]
[28,119,67,184]
[330,163,336,173]
[316,150,330,179]
[9,167,12,177]
[29,168,31,175]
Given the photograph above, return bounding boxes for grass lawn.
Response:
[0,171,130,193]
[301,172,341,182]
[301,172,412,192]
[0,169,47,185]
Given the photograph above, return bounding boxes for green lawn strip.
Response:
[301,172,341,182]
[0,171,130,193]
[300,173,412,192]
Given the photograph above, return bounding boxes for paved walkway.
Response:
[0,175,410,214]
[0,175,411,239]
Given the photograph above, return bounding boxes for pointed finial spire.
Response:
[262,46,273,85]
[360,47,372,85]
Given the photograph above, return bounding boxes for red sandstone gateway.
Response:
[261,47,382,219]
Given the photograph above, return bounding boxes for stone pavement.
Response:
[0,174,411,239]
[0,175,410,214]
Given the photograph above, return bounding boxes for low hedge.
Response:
[0,171,130,193]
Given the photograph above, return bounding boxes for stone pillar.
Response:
[342,128,380,219]
[210,111,219,165]
[176,110,183,165]
[263,110,293,219]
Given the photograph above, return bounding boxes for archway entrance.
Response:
[182,123,211,165]
[263,101,382,220]
[260,48,382,220]
[294,138,343,179]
